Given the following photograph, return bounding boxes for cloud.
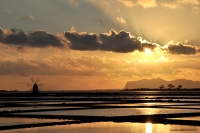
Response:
[5,30,28,44]
[87,0,113,7]
[166,41,197,55]
[0,59,105,76]
[0,50,14,61]
[0,28,4,42]
[16,46,29,53]
[1,53,200,84]
[21,15,34,20]
[120,0,199,9]
[68,0,79,6]
[177,0,199,5]
[117,17,126,23]
[91,18,104,24]
[65,29,159,53]
[1,56,200,90]
[137,0,157,8]
[28,30,64,47]
[160,2,180,9]
[192,6,200,13]
[65,29,199,55]
[160,0,199,9]
[0,27,199,55]
[0,28,65,47]
[3,9,12,14]
[118,0,134,7]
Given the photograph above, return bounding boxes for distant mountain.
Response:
[124,78,200,89]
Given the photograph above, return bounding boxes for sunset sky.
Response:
[0,0,200,90]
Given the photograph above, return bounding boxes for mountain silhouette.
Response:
[124,78,200,89]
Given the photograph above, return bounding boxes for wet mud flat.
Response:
[1,90,200,131]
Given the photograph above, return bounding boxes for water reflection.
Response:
[1,121,200,133]
[140,108,157,115]
[18,108,200,116]
[0,117,64,126]
[146,123,152,133]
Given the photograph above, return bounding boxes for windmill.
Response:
[27,77,43,94]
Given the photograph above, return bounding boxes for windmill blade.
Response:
[35,77,40,83]
[30,77,35,84]
[26,77,43,92]
[27,83,33,87]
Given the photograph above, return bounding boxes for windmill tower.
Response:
[32,83,39,94]
[27,77,43,94]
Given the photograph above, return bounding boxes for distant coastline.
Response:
[122,88,200,91]
[125,78,200,89]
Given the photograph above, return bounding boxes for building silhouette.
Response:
[32,83,39,94]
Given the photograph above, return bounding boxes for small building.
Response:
[32,83,39,94]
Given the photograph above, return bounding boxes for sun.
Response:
[144,48,152,55]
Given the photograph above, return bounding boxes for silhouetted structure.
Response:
[32,83,39,94]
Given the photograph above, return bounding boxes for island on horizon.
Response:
[124,78,200,90]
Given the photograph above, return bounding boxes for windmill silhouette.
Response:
[27,77,43,94]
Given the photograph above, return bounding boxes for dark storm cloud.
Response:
[100,30,157,52]
[0,27,199,55]
[5,31,28,44]
[65,32,101,50]
[0,28,4,42]
[0,28,64,47]
[28,31,64,47]
[167,42,197,55]
[65,29,158,53]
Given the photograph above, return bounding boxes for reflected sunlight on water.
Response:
[1,122,199,133]
[139,108,157,115]
[146,123,152,133]
[2,90,200,132]
[169,116,200,121]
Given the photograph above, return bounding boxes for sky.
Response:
[0,0,200,90]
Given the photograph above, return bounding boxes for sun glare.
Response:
[145,48,152,55]
[146,123,152,133]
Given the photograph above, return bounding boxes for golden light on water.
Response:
[146,123,152,133]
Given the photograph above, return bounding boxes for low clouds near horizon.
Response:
[0,27,199,55]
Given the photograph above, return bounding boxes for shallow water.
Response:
[169,116,200,121]
[0,122,199,133]
[1,90,200,132]
[0,117,64,126]
[0,106,81,112]
[18,108,200,116]
[93,102,200,107]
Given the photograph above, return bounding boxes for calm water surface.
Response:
[1,90,200,132]
[0,117,64,126]
[18,107,200,116]
[0,122,199,133]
